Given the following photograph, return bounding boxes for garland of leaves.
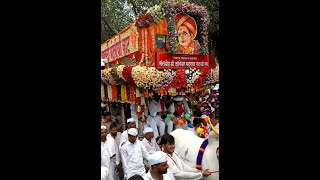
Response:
[147,2,166,24]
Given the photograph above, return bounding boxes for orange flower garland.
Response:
[112,85,118,101]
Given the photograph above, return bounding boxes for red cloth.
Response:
[174,104,186,117]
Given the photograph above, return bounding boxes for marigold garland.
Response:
[121,84,127,101]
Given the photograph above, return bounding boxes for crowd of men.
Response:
[101,89,219,180]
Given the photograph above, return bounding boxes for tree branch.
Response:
[101,17,117,35]
[129,0,138,18]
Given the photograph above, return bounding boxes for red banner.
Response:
[156,52,210,69]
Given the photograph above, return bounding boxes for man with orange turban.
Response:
[176,13,200,55]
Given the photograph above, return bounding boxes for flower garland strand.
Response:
[101,83,105,101]
[107,84,112,101]
[108,68,117,85]
[141,29,145,63]
[132,66,165,89]
[145,28,148,65]
[214,65,219,83]
[117,65,125,81]
[121,84,127,102]
[122,66,136,86]
[155,69,176,90]
[204,68,215,85]
[186,68,201,87]
[112,85,118,101]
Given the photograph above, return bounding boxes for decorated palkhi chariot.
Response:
[101,0,219,118]
[101,1,219,179]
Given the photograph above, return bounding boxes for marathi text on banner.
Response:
[156,52,210,69]
[101,24,139,62]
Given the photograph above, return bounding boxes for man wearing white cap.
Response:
[145,151,176,180]
[119,117,137,147]
[142,127,161,154]
[147,93,166,138]
[142,127,161,171]
[101,125,112,169]
[120,128,150,180]
[167,96,191,133]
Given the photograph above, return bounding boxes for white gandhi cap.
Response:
[143,127,153,134]
[127,118,135,123]
[149,151,167,166]
[128,128,138,136]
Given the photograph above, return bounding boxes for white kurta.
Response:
[107,133,122,150]
[168,98,191,115]
[101,141,111,168]
[142,138,160,154]
[142,138,161,169]
[148,99,162,117]
[106,135,120,180]
[119,130,128,147]
[120,140,150,179]
[166,152,202,180]
[148,99,166,137]
[115,132,122,147]
[145,168,176,180]
[130,104,140,128]
[101,166,114,180]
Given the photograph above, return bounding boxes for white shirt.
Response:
[106,134,120,165]
[107,132,121,147]
[148,99,162,117]
[119,130,128,147]
[168,102,191,116]
[120,140,150,179]
[101,166,114,180]
[101,141,111,168]
[130,104,139,121]
[166,152,202,180]
[142,138,160,154]
[145,168,176,180]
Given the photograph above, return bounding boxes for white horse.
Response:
[170,129,219,180]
